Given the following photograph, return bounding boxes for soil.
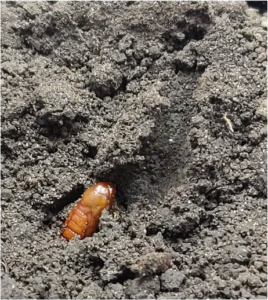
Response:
[1,1,267,299]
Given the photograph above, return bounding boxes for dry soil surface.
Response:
[1,1,267,299]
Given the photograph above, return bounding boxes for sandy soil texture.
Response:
[1,1,267,299]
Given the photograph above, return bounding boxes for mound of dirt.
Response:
[1,1,267,299]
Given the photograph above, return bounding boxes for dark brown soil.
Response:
[1,1,267,299]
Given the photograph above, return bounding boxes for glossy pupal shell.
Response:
[60,182,116,241]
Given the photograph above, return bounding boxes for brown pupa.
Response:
[60,182,116,241]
